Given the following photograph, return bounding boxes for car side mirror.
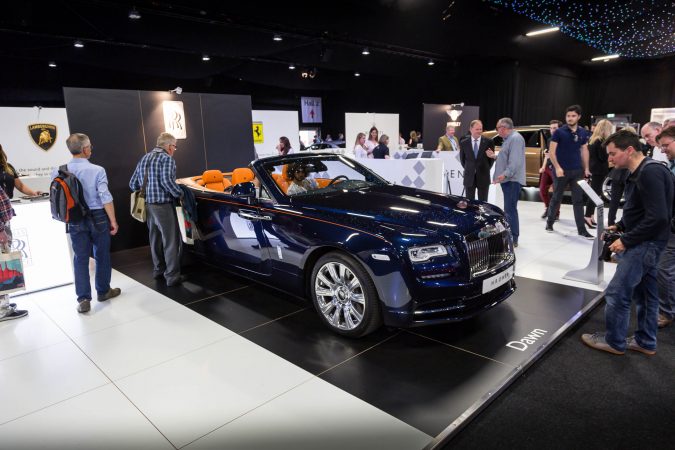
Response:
[231,181,256,204]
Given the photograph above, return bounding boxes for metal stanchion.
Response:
[563,180,605,285]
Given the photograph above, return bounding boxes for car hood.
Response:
[289,184,506,242]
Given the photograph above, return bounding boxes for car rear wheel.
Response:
[311,252,381,337]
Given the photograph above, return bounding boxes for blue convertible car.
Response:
[178,153,516,337]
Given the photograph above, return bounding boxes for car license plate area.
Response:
[482,265,514,294]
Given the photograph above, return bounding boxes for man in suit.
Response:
[460,120,496,201]
[437,125,460,151]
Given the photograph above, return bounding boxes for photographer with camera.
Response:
[582,130,673,356]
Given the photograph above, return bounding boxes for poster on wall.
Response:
[162,100,187,139]
[422,103,480,150]
[301,97,322,123]
[0,107,71,178]
[252,121,264,143]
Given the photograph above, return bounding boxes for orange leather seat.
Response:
[272,173,289,194]
[315,178,331,188]
[201,170,231,191]
[231,168,255,185]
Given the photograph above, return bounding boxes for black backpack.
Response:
[50,164,89,223]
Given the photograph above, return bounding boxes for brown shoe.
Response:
[658,314,673,329]
[97,288,121,302]
[626,336,656,355]
[581,332,624,355]
[77,299,91,313]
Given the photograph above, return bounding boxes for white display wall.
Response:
[345,113,399,157]
[0,107,71,177]
[252,110,300,158]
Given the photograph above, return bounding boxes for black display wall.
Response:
[64,87,254,251]
[423,104,480,146]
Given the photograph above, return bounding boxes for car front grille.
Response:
[466,230,512,278]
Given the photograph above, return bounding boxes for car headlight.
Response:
[408,245,448,263]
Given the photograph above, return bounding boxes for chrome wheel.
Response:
[314,261,366,331]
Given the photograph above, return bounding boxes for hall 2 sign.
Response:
[301,97,322,123]
[505,328,548,351]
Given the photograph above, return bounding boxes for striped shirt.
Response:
[129,148,182,204]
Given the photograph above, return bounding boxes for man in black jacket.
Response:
[581,130,673,356]
[459,120,495,201]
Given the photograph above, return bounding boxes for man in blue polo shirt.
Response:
[545,105,593,238]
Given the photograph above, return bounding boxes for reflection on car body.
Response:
[177,153,516,337]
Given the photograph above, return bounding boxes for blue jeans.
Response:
[68,209,112,302]
[605,241,664,352]
[501,181,521,243]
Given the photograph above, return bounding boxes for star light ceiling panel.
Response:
[486,0,675,58]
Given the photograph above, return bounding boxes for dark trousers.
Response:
[585,173,606,217]
[465,184,489,202]
[147,203,181,284]
[547,168,586,234]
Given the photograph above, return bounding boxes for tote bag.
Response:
[0,251,25,295]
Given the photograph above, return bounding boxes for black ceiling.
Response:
[1,0,673,103]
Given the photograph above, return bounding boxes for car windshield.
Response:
[262,155,388,197]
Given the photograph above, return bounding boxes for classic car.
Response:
[177,153,516,337]
[482,125,552,187]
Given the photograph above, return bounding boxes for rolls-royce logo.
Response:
[28,124,57,151]
[162,101,187,139]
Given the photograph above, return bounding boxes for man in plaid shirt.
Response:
[0,182,27,321]
[129,132,184,286]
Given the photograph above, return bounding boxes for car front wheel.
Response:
[311,252,381,338]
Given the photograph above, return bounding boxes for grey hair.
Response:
[157,132,176,147]
[642,121,662,131]
[445,125,456,131]
[66,133,90,155]
[379,134,389,145]
[497,117,514,129]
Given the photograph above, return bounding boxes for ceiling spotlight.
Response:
[427,59,435,66]
[202,54,210,61]
[273,34,282,41]
[362,48,370,55]
[169,86,183,95]
[591,54,619,61]
[128,7,141,20]
[74,40,84,48]
[48,61,57,68]
[288,63,296,70]
[354,72,360,77]
[525,27,560,37]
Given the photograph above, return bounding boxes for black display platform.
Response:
[113,248,603,448]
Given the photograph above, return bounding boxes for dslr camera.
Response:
[599,231,622,262]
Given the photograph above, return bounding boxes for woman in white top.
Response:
[276,136,294,155]
[365,126,379,156]
[353,132,369,158]
[286,163,318,195]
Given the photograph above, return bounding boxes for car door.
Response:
[197,192,272,276]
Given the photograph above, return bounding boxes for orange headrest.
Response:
[202,170,223,184]
[231,168,254,185]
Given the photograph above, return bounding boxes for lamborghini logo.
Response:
[28,124,57,151]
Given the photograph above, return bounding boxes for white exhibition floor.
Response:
[0,201,617,449]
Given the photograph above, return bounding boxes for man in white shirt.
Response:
[641,122,668,162]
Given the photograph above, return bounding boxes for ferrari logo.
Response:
[252,122,264,143]
[28,124,57,151]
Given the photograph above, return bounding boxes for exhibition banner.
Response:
[301,97,322,123]
[0,107,71,177]
[422,103,480,149]
[251,110,300,158]
[650,107,675,123]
